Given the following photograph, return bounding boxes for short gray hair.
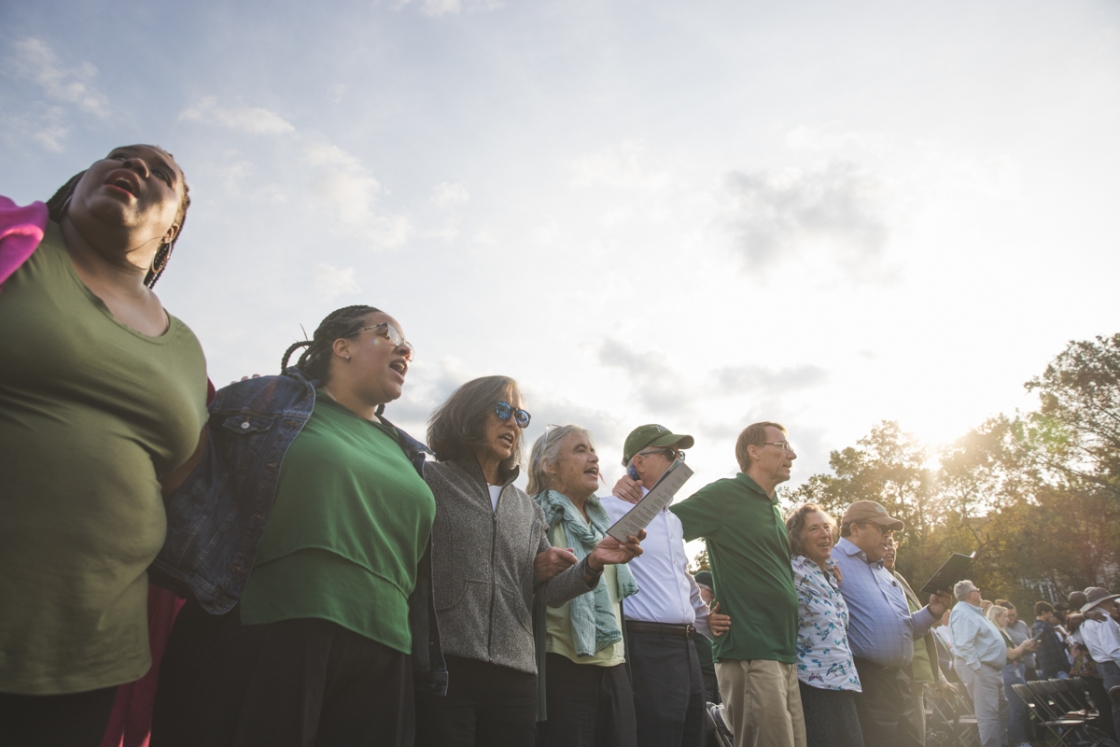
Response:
[954,579,979,601]
[526,425,593,496]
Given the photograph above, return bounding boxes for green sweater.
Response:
[240,393,436,653]
[671,473,798,664]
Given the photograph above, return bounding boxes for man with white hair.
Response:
[949,580,1009,747]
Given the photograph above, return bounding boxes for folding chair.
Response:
[1013,682,1083,746]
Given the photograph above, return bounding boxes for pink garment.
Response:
[99,588,186,747]
[0,196,49,289]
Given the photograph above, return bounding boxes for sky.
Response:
[3,0,1119,513]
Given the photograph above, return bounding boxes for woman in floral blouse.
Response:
[786,504,865,747]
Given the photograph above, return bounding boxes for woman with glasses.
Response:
[152,305,438,747]
[529,425,641,747]
[417,379,643,747]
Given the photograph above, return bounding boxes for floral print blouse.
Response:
[792,554,862,692]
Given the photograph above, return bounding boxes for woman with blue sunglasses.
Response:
[419,376,644,747]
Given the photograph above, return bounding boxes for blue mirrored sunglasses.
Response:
[495,401,531,429]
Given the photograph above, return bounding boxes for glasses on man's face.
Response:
[860,521,894,539]
[495,401,531,429]
[637,447,685,463]
[358,323,414,360]
[763,441,795,453]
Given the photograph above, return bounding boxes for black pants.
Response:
[798,681,865,747]
[627,628,705,747]
[152,602,413,747]
[536,653,636,747]
[852,658,922,747]
[0,686,117,747]
[414,655,537,747]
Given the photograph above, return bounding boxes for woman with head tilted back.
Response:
[416,381,643,747]
[151,305,440,747]
[530,425,642,747]
[0,146,207,746]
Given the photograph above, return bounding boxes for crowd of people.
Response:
[1,145,1118,747]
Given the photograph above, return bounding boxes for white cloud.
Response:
[9,38,111,119]
[313,262,361,300]
[721,160,890,281]
[179,96,295,135]
[395,0,503,16]
[570,141,668,190]
[431,181,470,208]
[303,143,410,248]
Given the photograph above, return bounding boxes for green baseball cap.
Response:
[622,424,695,465]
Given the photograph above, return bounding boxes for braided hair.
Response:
[45,148,192,289]
[281,305,382,404]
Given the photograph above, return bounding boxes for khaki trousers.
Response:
[715,659,806,747]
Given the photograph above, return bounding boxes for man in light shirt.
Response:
[604,424,728,747]
[832,501,950,747]
[949,580,1008,747]
[1077,587,1120,738]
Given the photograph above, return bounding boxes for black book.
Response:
[919,552,975,595]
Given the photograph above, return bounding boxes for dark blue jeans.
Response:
[1002,660,1029,745]
[1099,660,1120,741]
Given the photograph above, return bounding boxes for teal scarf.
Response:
[534,490,638,657]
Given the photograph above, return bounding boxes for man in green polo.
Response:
[669,421,804,747]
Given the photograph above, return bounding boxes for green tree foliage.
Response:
[792,334,1120,608]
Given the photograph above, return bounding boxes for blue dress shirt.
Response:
[949,600,1007,671]
[833,537,936,669]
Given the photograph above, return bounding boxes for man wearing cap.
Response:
[1078,587,1120,737]
[668,422,805,747]
[832,501,951,747]
[948,580,1009,747]
[602,425,727,747]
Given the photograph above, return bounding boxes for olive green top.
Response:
[544,523,626,667]
[0,222,208,694]
[671,473,798,664]
[239,392,436,653]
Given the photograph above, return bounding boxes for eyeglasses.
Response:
[358,323,414,360]
[763,441,795,453]
[495,401,531,429]
[858,521,895,539]
[637,447,686,463]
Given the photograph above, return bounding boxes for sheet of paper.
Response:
[606,461,694,543]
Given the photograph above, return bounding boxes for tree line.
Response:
[695,333,1120,612]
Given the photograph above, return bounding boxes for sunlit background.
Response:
[3,0,1118,516]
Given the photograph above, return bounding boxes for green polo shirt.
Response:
[670,473,797,664]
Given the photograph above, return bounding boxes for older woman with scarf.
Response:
[530,425,641,747]
[417,379,643,747]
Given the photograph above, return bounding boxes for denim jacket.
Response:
[150,368,447,694]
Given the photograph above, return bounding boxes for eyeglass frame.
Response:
[635,446,686,463]
[495,401,531,429]
[857,521,896,539]
[762,441,795,453]
[355,323,414,360]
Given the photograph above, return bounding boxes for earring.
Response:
[152,243,170,275]
[345,355,351,361]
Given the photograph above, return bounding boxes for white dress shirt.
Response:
[1080,615,1120,666]
[601,492,711,639]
